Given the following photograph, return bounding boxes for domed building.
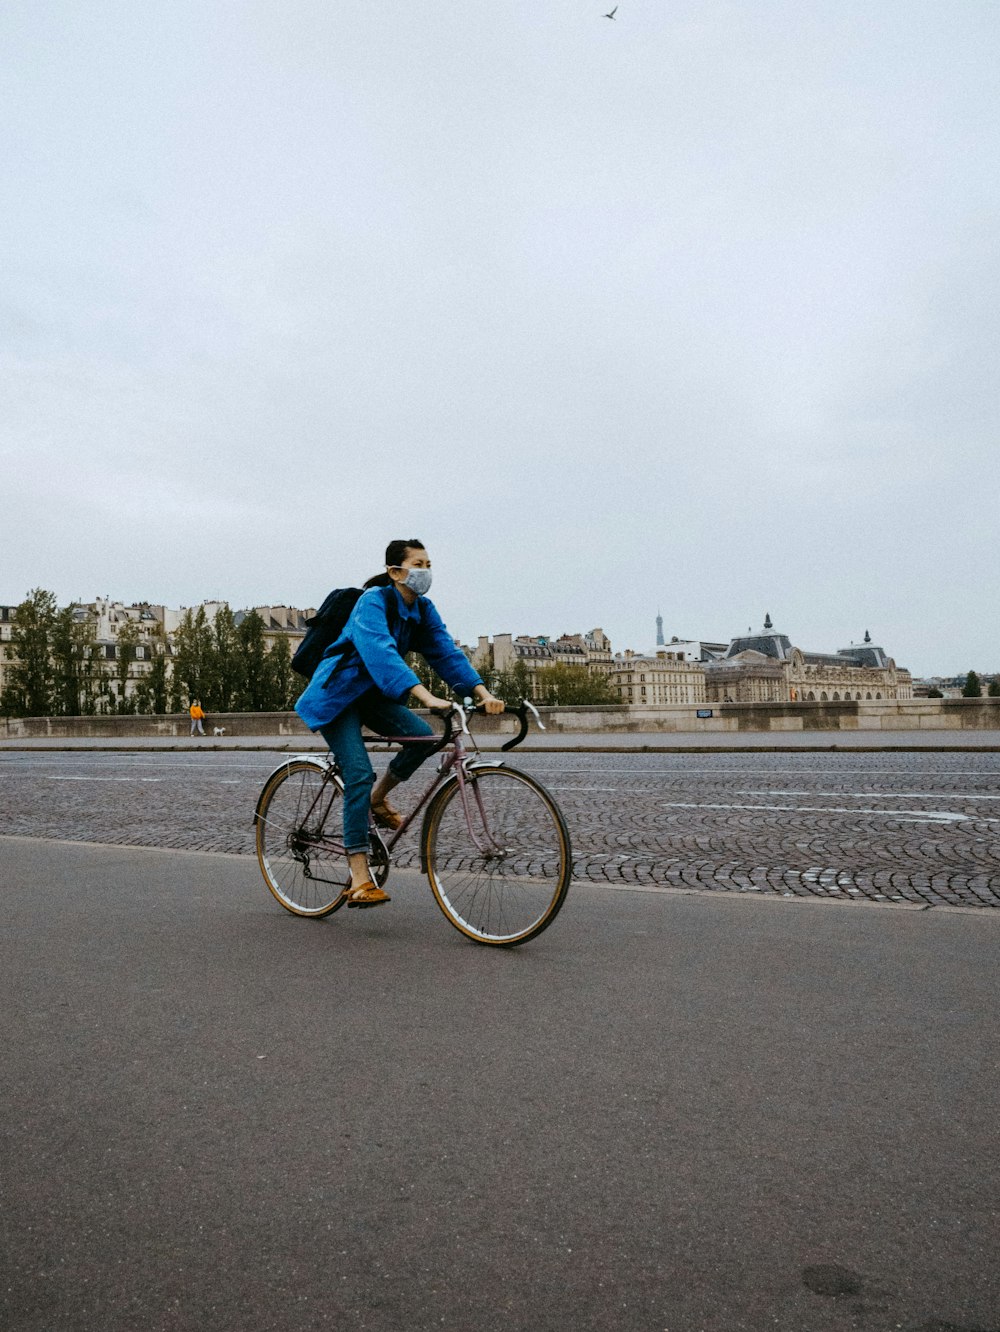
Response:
[703,615,912,704]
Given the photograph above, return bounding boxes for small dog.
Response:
[213,726,226,737]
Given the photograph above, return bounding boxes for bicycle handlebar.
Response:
[431,699,543,751]
[495,700,545,751]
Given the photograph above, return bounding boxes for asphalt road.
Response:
[2,749,999,907]
[2,837,998,1332]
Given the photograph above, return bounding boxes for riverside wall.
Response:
[3,699,1000,739]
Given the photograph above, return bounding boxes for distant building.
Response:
[660,637,729,663]
[0,604,18,697]
[911,679,961,699]
[473,629,612,699]
[608,649,706,705]
[703,616,912,703]
[64,598,170,703]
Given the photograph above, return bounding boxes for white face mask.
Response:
[400,567,432,596]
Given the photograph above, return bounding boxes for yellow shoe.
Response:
[345,881,391,909]
[370,799,404,831]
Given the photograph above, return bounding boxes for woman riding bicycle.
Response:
[295,538,504,908]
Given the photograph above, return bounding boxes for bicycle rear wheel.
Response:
[255,759,349,917]
[422,766,571,946]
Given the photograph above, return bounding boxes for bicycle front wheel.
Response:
[422,766,571,946]
[255,759,348,917]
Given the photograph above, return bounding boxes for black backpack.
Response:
[291,587,364,681]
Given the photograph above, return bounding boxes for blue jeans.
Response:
[319,694,437,853]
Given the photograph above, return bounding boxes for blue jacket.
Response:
[294,585,484,732]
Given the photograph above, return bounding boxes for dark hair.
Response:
[362,538,426,590]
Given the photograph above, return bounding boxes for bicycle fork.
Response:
[455,761,508,859]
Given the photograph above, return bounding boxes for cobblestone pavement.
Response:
[3,749,999,908]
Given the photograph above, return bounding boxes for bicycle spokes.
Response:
[424,767,571,945]
[255,760,350,916]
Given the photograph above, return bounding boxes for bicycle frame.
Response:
[376,732,505,860]
[257,702,535,865]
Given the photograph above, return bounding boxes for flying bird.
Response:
[604,6,617,17]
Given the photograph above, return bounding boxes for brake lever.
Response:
[523,699,545,732]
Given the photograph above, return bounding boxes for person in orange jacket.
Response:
[189,699,206,736]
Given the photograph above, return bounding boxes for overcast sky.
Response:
[3,1,997,676]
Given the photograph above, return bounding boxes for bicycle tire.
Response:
[422,766,571,947]
[255,758,349,917]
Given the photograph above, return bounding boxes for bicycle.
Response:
[253,701,572,947]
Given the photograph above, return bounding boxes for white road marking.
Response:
[735,790,1000,801]
[43,775,163,783]
[658,801,994,824]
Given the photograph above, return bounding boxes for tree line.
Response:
[3,588,623,721]
[0,589,299,718]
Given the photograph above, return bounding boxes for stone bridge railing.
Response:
[2,698,1000,738]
